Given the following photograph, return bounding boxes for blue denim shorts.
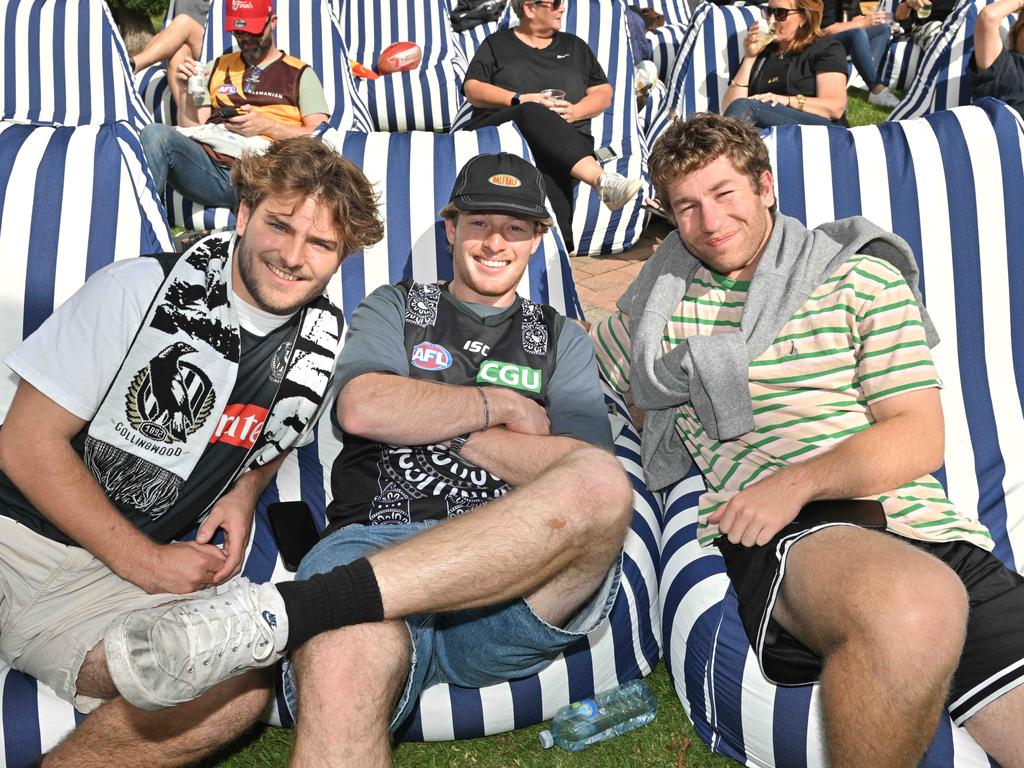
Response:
[283,520,622,730]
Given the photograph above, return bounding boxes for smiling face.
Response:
[666,155,776,281]
[445,211,543,307]
[232,193,345,315]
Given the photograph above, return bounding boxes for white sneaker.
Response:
[599,172,643,212]
[103,577,289,711]
[868,87,900,109]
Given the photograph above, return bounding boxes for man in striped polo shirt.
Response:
[592,112,1024,766]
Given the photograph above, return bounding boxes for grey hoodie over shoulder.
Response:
[618,213,938,491]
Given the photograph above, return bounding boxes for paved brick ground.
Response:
[573,218,672,323]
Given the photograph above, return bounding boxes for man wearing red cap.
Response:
[140,0,330,210]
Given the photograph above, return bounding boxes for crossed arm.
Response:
[0,380,284,594]
[337,372,590,487]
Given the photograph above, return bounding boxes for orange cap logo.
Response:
[488,174,522,188]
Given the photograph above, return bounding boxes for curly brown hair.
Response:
[232,137,384,257]
[649,112,774,213]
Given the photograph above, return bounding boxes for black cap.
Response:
[448,152,553,224]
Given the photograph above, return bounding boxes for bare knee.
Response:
[853,558,967,673]
[561,446,633,537]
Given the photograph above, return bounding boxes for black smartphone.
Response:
[792,498,886,530]
[267,501,320,571]
[217,105,240,120]
[594,145,620,163]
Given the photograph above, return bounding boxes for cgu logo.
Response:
[476,360,542,393]
[411,342,453,371]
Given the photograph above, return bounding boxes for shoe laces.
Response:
[175,582,275,675]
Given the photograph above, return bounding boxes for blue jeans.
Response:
[282,521,622,731]
[832,24,890,89]
[140,123,237,209]
[724,98,837,128]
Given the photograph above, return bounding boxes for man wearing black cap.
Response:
[103,153,633,764]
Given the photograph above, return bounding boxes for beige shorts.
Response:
[0,517,175,712]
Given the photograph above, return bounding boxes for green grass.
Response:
[211,662,739,768]
[847,88,895,126]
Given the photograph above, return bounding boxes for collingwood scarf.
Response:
[620,213,938,491]
[83,232,343,518]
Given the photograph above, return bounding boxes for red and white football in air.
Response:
[377,42,423,74]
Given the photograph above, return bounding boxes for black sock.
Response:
[276,557,384,651]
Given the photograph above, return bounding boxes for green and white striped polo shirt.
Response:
[593,254,993,550]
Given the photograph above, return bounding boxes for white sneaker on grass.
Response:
[104,577,289,711]
[868,87,900,109]
[599,172,643,212]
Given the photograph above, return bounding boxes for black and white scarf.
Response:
[83,232,343,518]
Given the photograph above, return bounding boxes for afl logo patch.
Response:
[218,84,239,95]
[411,342,452,371]
[488,174,521,188]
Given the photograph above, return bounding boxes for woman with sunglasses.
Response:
[969,0,1024,116]
[462,0,643,251]
[721,0,849,127]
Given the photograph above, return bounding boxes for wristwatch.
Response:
[449,433,471,456]
[510,92,522,106]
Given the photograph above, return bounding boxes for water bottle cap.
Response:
[538,729,554,749]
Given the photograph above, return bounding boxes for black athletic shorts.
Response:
[717,522,1024,725]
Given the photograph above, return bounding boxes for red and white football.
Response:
[377,42,423,74]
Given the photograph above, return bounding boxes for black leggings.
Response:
[469,102,595,252]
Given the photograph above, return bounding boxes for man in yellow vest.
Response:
[140,0,330,210]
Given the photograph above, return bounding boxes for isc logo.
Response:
[411,342,452,371]
[476,360,542,393]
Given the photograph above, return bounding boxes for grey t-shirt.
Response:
[337,284,612,449]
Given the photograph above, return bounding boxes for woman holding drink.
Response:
[463,0,643,250]
[821,0,900,107]
[721,0,849,127]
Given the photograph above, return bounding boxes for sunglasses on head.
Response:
[530,0,564,8]
[762,6,804,20]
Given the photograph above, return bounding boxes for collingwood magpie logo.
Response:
[125,342,216,444]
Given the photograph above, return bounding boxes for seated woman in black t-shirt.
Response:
[721,0,849,127]
[969,0,1024,115]
[463,0,643,251]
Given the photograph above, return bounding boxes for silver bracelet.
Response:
[477,386,490,430]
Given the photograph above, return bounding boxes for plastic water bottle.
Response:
[538,680,658,752]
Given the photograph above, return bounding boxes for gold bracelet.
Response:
[730,80,749,88]
[796,93,807,111]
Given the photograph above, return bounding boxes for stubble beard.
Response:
[235,237,324,316]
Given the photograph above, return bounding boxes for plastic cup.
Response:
[859,1,876,14]
[916,4,932,18]
[540,88,566,101]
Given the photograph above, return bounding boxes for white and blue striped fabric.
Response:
[661,98,1024,767]
[332,0,469,133]
[0,121,665,762]
[453,0,652,257]
[0,119,173,767]
[133,0,189,127]
[164,0,372,230]
[888,0,1016,120]
[453,0,513,61]
[0,0,151,128]
[625,0,693,82]
[650,2,760,147]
